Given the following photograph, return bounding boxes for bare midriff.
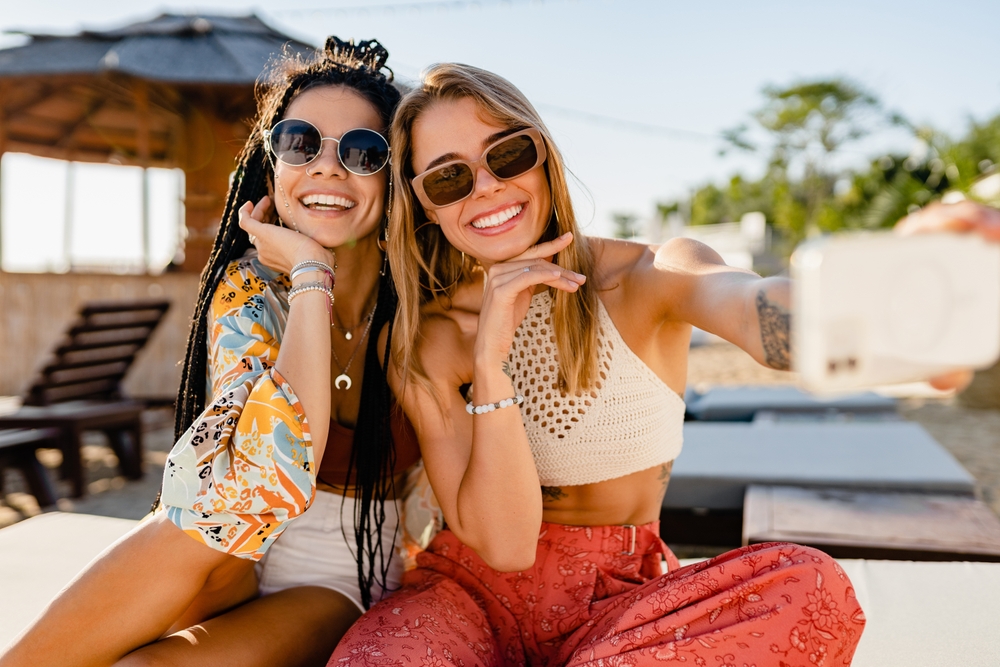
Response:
[539,462,673,527]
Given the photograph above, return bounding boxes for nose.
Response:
[308,138,347,179]
[472,163,504,199]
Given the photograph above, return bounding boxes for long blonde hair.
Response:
[389,63,600,395]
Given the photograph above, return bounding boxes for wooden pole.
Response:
[64,160,75,271]
[134,81,152,272]
[0,83,7,272]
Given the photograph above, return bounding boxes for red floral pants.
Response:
[330,522,865,666]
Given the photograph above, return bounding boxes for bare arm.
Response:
[647,237,792,370]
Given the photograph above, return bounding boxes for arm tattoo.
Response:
[541,486,567,502]
[501,361,512,379]
[756,290,791,371]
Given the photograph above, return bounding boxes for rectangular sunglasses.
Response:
[411,128,547,209]
[263,118,390,176]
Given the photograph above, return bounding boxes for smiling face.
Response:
[410,96,552,267]
[271,85,387,249]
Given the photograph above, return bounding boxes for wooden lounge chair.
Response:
[0,300,170,499]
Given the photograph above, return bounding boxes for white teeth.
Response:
[301,194,356,209]
[471,204,523,229]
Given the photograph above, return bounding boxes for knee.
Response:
[753,542,861,607]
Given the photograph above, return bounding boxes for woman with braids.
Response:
[1,38,417,667]
[330,63,868,666]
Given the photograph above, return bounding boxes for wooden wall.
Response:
[0,272,200,400]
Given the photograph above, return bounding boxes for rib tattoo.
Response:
[541,486,567,502]
[756,290,791,371]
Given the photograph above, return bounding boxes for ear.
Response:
[425,209,440,225]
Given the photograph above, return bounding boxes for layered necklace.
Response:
[330,298,377,391]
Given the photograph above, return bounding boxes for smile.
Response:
[470,203,523,230]
[301,193,356,211]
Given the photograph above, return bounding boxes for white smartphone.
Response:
[791,231,1000,392]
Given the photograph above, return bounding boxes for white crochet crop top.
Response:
[508,291,685,486]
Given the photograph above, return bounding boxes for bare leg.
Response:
[0,513,255,667]
[114,586,361,667]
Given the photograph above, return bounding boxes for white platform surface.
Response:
[3,513,1000,665]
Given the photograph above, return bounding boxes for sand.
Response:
[2,341,998,526]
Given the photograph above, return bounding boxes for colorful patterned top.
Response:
[160,252,314,560]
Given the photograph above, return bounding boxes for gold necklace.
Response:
[331,305,376,391]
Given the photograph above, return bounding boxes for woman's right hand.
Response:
[238,196,334,275]
[474,232,587,366]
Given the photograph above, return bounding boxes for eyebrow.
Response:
[421,127,523,172]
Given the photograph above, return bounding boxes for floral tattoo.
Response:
[756,290,791,371]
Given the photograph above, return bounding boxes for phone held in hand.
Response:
[791,231,1000,392]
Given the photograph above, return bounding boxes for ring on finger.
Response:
[523,266,531,273]
[248,234,257,245]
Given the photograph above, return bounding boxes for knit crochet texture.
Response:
[509,291,685,486]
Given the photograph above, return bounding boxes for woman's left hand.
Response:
[895,201,1000,391]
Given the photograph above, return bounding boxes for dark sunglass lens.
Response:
[422,163,474,206]
[487,135,538,179]
[339,129,389,175]
[271,120,321,166]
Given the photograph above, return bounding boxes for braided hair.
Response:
[168,37,402,609]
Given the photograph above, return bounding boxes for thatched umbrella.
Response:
[0,13,314,271]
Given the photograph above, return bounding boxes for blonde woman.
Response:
[330,63,867,666]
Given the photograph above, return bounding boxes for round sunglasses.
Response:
[263,118,390,176]
[411,128,547,209]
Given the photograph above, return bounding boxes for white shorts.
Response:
[255,489,404,612]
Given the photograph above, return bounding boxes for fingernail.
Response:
[561,232,573,239]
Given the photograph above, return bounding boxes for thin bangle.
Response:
[466,394,524,415]
[290,265,332,285]
[290,260,335,287]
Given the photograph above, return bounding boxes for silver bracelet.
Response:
[287,282,334,305]
[466,394,524,415]
[290,260,334,286]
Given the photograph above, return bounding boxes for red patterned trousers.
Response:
[330,522,865,666]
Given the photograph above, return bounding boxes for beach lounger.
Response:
[660,421,975,546]
[743,485,1000,562]
[0,428,62,507]
[0,300,170,499]
[684,385,898,422]
[2,512,998,667]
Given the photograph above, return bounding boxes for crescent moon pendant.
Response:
[334,374,352,391]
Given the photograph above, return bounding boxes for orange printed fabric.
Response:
[161,254,315,560]
[331,525,865,667]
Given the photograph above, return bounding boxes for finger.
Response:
[252,195,271,221]
[491,265,584,294]
[927,369,974,392]
[509,232,575,263]
[488,262,586,289]
[897,202,1000,239]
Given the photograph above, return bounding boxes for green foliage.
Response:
[659,76,1000,257]
[612,212,640,239]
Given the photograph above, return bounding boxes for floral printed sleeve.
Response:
[160,255,315,561]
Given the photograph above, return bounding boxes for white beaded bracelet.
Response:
[466,394,524,415]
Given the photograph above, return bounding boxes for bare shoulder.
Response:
[652,236,727,273]
[415,292,480,385]
[587,236,655,289]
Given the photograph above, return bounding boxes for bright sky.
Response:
[2,0,999,271]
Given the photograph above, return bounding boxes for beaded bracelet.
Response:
[466,394,525,415]
[287,281,334,323]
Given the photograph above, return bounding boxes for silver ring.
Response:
[523,266,531,273]
[248,234,257,245]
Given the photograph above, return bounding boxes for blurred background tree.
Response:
[658,77,1000,258]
